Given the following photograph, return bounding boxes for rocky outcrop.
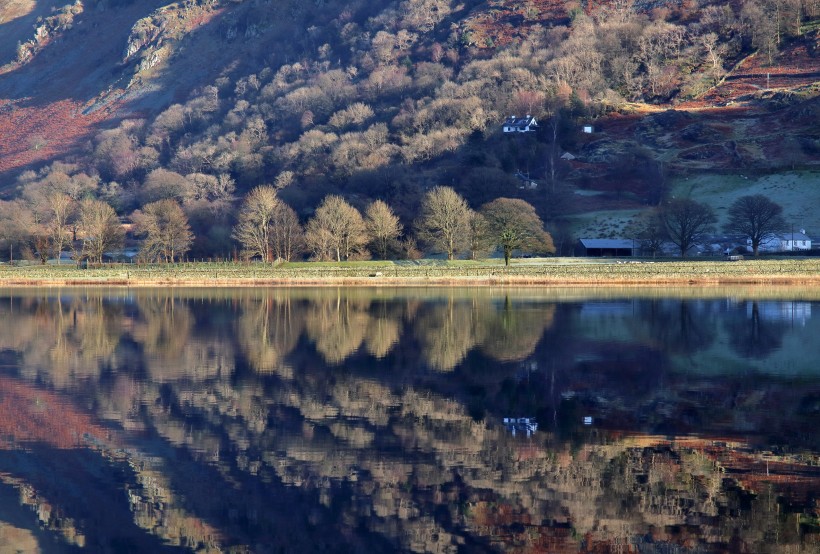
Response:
[121,0,230,85]
[14,1,84,64]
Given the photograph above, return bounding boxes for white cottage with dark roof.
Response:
[748,229,812,252]
[503,115,538,133]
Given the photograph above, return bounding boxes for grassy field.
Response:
[674,170,820,230]
[1,257,819,286]
[569,170,820,239]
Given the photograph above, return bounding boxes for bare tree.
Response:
[480,198,555,265]
[46,192,75,264]
[724,195,786,256]
[305,195,369,261]
[232,185,280,262]
[365,200,402,260]
[133,199,193,262]
[467,211,493,260]
[0,200,34,262]
[624,209,665,258]
[269,202,305,262]
[660,198,716,257]
[79,199,124,264]
[415,186,472,260]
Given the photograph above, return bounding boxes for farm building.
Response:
[576,239,637,257]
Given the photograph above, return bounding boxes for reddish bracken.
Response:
[0,98,111,176]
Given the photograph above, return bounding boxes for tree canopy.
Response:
[661,198,717,257]
[724,194,786,256]
[480,198,555,265]
[415,187,473,261]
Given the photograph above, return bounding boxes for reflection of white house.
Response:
[747,302,811,326]
[748,229,812,252]
[503,417,538,437]
[503,115,538,133]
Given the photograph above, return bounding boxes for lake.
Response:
[0,287,817,553]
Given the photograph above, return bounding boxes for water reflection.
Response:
[0,287,815,552]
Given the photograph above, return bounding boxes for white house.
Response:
[503,115,538,133]
[748,229,812,252]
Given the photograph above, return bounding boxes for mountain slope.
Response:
[0,0,818,257]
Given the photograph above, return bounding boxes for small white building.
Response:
[503,115,538,133]
[748,229,812,252]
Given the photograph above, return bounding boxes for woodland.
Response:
[0,0,818,261]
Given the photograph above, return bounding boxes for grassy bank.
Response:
[0,257,819,286]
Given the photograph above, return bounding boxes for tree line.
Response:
[0,163,796,263]
[630,193,790,257]
[0,179,554,264]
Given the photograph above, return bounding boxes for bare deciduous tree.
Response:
[624,209,665,258]
[270,202,305,262]
[79,199,124,264]
[305,195,369,261]
[467,211,494,260]
[0,200,33,262]
[232,185,280,262]
[133,199,193,262]
[45,192,75,263]
[415,186,472,260]
[724,194,786,256]
[480,198,555,265]
[661,198,716,257]
[365,200,402,260]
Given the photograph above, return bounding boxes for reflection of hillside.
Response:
[129,361,820,553]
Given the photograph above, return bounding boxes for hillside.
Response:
[0,0,818,258]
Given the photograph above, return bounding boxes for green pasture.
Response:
[569,170,820,239]
[674,170,820,230]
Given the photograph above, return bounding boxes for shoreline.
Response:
[0,258,819,287]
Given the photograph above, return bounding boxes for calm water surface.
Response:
[0,287,817,553]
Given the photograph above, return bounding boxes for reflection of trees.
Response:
[364,315,401,359]
[414,299,480,371]
[642,299,716,354]
[236,293,303,373]
[131,296,227,381]
[0,296,123,387]
[727,301,788,359]
[304,293,371,364]
[478,297,555,362]
[123,358,815,553]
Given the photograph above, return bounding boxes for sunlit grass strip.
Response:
[0,258,818,286]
